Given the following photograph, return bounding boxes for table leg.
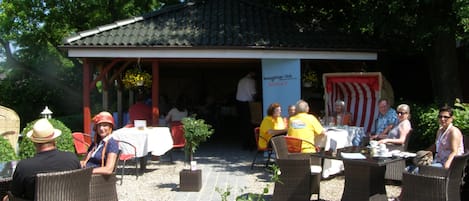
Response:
[341,161,388,201]
[139,156,147,172]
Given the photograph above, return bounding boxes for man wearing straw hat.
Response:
[3,118,80,201]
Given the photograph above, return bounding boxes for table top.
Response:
[311,146,404,167]
[113,127,173,157]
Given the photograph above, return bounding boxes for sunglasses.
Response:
[397,111,407,115]
[437,115,451,119]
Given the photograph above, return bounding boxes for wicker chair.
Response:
[401,152,469,201]
[271,136,322,201]
[8,168,93,201]
[385,129,412,181]
[273,158,313,201]
[0,105,20,154]
[89,174,119,201]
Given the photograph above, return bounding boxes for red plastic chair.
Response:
[72,132,91,157]
[251,127,274,169]
[169,121,185,162]
[284,136,320,153]
[117,140,138,185]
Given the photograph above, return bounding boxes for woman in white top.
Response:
[165,98,188,124]
[378,104,412,145]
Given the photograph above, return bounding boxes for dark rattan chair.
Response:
[385,129,412,181]
[271,136,322,200]
[8,168,93,201]
[273,158,313,201]
[89,174,119,201]
[401,152,469,201]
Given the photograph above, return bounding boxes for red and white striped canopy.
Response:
[323,72,382,133]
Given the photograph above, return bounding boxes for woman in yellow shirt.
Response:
[258,103,287,149]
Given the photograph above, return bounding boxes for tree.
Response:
[0,0,181,126]
[266,0,469,104]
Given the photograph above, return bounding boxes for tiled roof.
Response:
[62,0,378,51]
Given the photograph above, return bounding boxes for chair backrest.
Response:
[35,168,93,201]
[253,127,261,149]
[284,136,303,153]
[284,136,318,153]
[448,152,469,186]
[273,158,312,201]
[270,136,289,159]
[448,152,469,201]
[170,124,186,148]
[72,132,91,155]
[402,129,412,150]
[89,174,118,201]
[117,140,136,161]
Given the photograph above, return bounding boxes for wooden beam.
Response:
[83,59,91,134]
[152,61,160,126]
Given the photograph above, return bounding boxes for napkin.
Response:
[340,152,366,159]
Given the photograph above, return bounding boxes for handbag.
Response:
[412,150,433,166]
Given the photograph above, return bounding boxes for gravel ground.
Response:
[115,143,401,201]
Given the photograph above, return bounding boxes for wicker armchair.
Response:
[401,152,469,201]
[273,158,313,201]
[89,174,119,201]
[8,168,93,201]
[271,136,321,201]
[385,129,412,181]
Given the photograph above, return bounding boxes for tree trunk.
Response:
[425,0,462,105]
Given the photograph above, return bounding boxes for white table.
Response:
[321,126,365,178]
[112,127,174,157]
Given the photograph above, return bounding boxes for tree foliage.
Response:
[0,0,180,126]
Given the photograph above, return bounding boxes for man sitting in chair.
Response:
[3,118,80,201]
[287,100,325,153]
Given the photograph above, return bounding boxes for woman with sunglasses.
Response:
[378,104,412,145]
[426,105,464,168]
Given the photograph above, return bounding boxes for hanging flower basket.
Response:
[302,70,319,88]
[122,68,152,89]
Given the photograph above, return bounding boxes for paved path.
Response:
[115,138,400,201]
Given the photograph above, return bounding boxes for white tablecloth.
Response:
[112,127,174,157]
[321,126,365,178]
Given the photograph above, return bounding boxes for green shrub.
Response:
[19,118,75,159]
[0,137,18,162]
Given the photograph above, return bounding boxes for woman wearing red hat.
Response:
[81,111,119,174]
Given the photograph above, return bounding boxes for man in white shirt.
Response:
[236,71,257,150]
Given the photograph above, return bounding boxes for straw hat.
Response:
[93,111,115,128]
[26,118,62,143]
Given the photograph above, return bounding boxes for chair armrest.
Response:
[402,172,447,201]
[418,165,448,177]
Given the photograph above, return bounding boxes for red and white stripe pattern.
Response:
[323,72,382,133]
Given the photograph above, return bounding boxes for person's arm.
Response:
[443,129,462,169]
[92,152,117,174]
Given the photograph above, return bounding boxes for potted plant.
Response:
[302,70,319,88]
[122,67,152,89]
[179,115,214,191]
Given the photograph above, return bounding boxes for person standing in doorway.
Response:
[236,71,257,150]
